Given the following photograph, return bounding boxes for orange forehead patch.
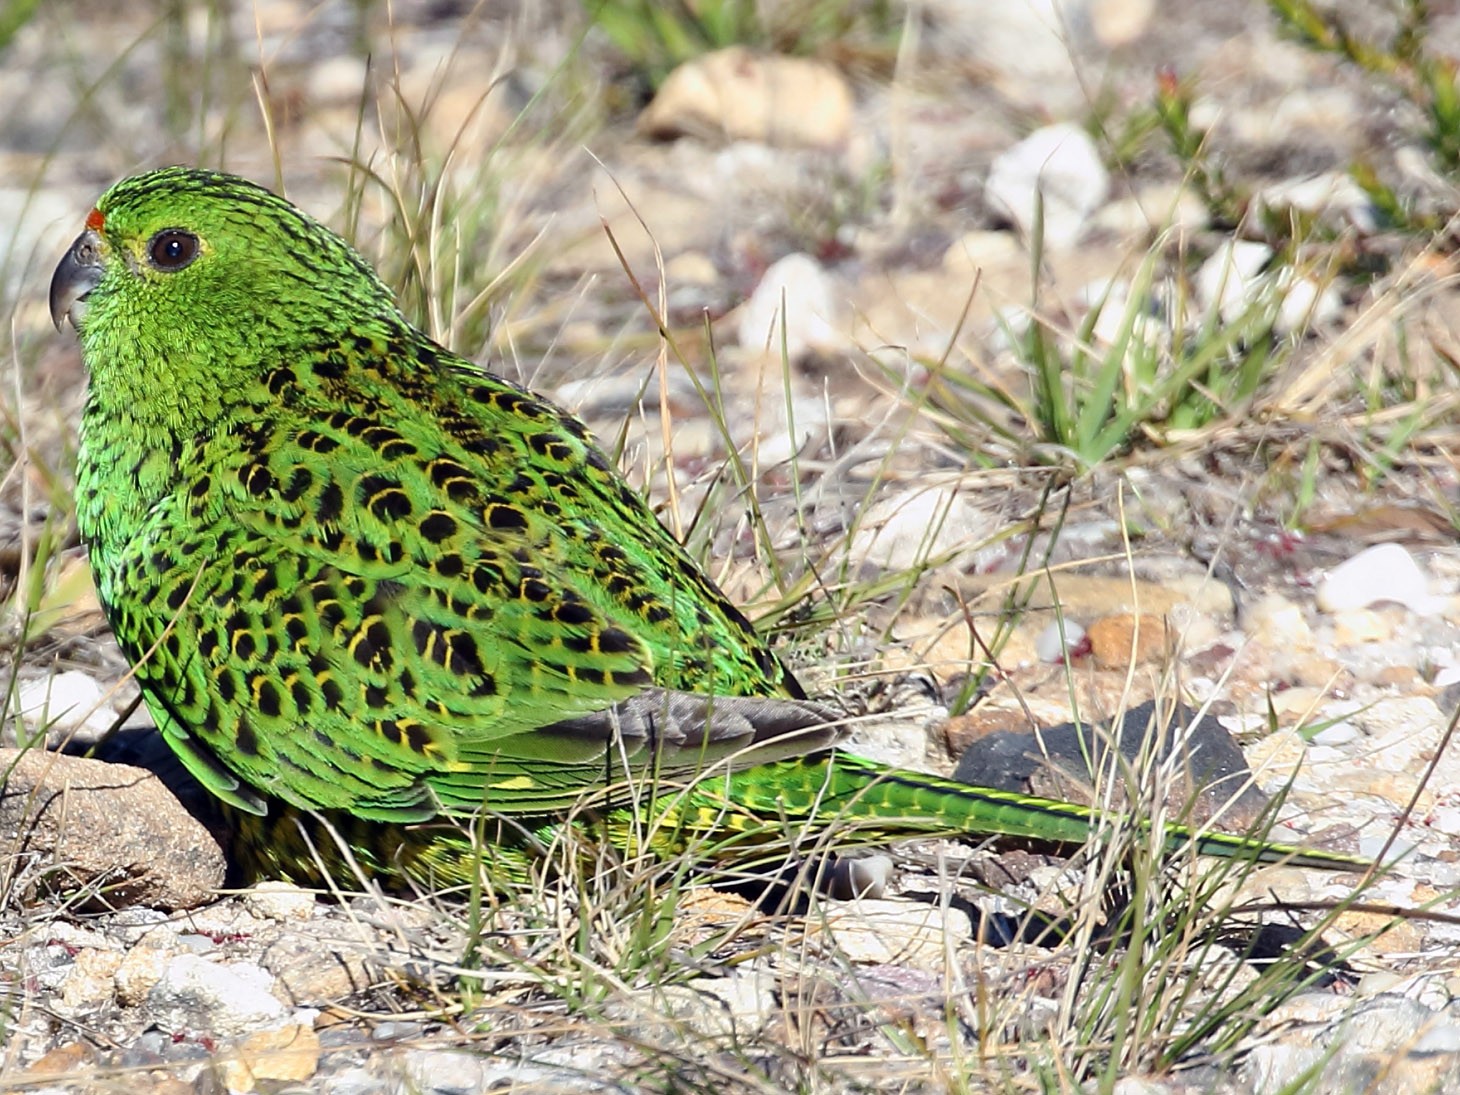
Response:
[85,208,104,231]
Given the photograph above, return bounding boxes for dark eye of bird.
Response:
[147,229,200,271]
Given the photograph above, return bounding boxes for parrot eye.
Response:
[147,229,200,272]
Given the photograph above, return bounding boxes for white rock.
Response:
[1091,304,1168,369]
[1079,276,1155,346]
[735,252,840,358]
[1254,172,1377,232]
[821,897,972,968]
[1331,607,1394,645]
[1316,543,1444,616]
[1091,181,1209,236]
[319,1066,380,1094]
[115,934,176,1007]
[930,0,1101,112]
[1242,1040,1329,1093]
[1274,268,1344,336]
[242,881,317,922]
[57,948,123,1015]
[1195,239,1274,323]
[686,964,778,1037]
[1345,997,1441,1054]
[305,54,368,106]
[1194,240,1342,335]
[1307,720,1361,747]
[1185,676,1217,702]
[1035,618,1087,663]
[1089,0,1155,47]
[1359,833,1417,862]
[13,671,118,739]
[1415,1022,1460,1053]
[402,1048,543,1092]
[149,953,286,1036]
[1243,592,1315,651]
[853,485,996,572]
[942,228,1024,278]
[1425,802,1460,839]
[984,122,1110,249]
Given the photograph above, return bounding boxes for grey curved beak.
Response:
[50,230,104,332]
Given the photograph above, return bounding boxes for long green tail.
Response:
[716,753,1369,872]
[232,749,1368,890]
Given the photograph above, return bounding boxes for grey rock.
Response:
[399,1048,536,1095]
[321,1066,392,1095]
[954,700,1270,828]
[114,1030,171,1071]
[147,953,285,1036]
[371,1020,427,1042]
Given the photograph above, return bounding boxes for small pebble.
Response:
[1360,834,1417,863]
[1274,269,1343,335]
[13,671,119,741]
[1317,543,1444,616]
[1035,619,1088,663]
[242,881,317,922]
[372,1021,427,1042]
[1244,592,1315,651]
[985,122,1109,248]
[736,252,840,359]
[114,1030,171,1071]
[1196,239,1272,322]
[321,1067,391,1095]
[1307,720,1361,746]
[1332,608,1395,645]
[1254,171,1377,231]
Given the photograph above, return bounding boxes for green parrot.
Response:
[47,166,1364,889]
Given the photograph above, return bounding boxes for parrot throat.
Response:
[73,385,207,596]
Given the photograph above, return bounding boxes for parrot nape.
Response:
[46,167,1365,889]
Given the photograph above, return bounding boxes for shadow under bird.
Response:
[47,167,1366,888]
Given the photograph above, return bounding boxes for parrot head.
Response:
[49,166,403,424]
